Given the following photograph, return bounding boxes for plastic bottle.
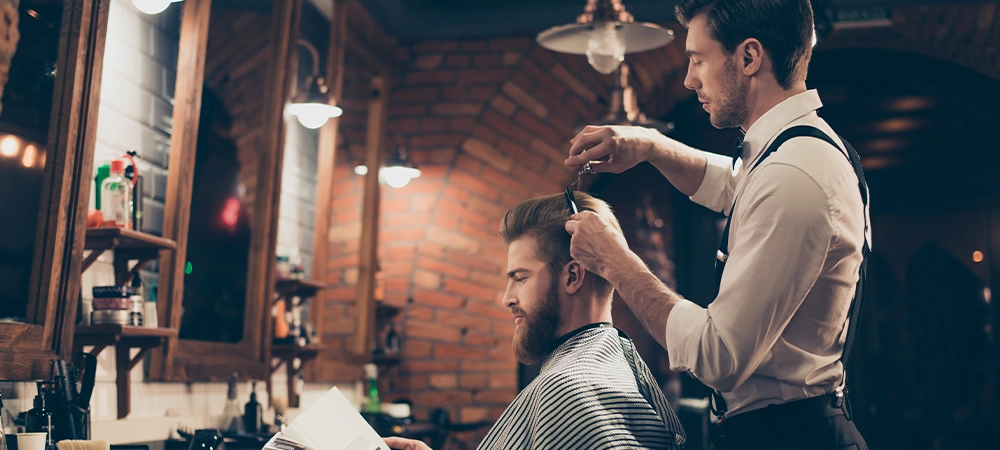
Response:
[94,164,110,211]
[125,165,142,231]
[100,159,131,228]
[364,363,380,414]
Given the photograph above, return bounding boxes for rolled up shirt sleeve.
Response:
[690,151,738,215]
[666,163,835,392]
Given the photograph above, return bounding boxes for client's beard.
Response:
[512,281,561,365]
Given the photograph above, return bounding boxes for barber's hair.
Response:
[499,192,622,300]
[675,0,815,89]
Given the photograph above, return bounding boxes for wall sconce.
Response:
[132,0,182,15]
[355,146,421,188]
[287,39,342,129]
[536,0,674,75]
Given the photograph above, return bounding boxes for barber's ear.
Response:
[564,260,585,295]
[738,38,763,76]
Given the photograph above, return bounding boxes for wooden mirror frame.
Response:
[305,0,394,381]
[0,0,110,381]
[151,0,303,381]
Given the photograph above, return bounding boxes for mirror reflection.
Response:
[178,0,279,342]
[0,0,61,322]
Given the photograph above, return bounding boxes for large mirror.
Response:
[0,0,64,323]
[154,0,301,381]
[0,0,110,380]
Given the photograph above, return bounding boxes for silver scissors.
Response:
[572,161,595,191]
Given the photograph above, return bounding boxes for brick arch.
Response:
[314,37,628,437]
[815,3,1000,82]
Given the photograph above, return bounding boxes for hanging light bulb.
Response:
[287,102,342,129]
[381,166,421,188]
[132,0,181,15]
[537,0,673,75]
[587,23,626,74]
[379,146,421,188]
[287,39,343,129]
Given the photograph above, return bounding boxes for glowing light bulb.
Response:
[21,145,36,168]
[287,103,343,129]
[132,0,176,15]
[355,165,368,175]
[380,166,421,188]
[586,24,626,75]
[0,135,18,157]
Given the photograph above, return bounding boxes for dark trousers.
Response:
[710,394,868,450]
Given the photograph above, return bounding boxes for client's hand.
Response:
[383,436,433,450]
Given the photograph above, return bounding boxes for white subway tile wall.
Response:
[276,124,319,278]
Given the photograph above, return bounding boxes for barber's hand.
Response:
[565,211,636,282]
[384,436,433,450]
[566,125,660,174]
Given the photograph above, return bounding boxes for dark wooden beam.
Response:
[310,0,349,353]
[354,75,388,357]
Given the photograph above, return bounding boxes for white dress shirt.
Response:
[665,90,870,417]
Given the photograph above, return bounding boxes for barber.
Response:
[563,1,870,449]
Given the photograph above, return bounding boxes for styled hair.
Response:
[675,0,815,89]
[499,192,622,300]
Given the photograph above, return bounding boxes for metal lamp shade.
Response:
[536,21,674,55]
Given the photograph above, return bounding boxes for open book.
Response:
[263,387,387,450]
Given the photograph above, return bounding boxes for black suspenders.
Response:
[710,125,871,421]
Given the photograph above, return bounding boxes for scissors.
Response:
[572,161,595,191]
[565,161,595,214]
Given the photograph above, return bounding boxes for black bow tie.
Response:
[733,137,744,169]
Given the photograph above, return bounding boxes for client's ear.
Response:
[564,260,585,295]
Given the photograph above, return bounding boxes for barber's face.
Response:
[683,13,748,129]
[504,237,562,365]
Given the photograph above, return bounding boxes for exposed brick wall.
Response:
[304,26,704,447]
[378,38,618,431]
[310,4,1000,447]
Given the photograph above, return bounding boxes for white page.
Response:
[275,387,388,450]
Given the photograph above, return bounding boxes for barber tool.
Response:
[563,187,579,214]
[53,360,78,440]
[572,162,595,191]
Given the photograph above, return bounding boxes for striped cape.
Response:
[478,326,686,449]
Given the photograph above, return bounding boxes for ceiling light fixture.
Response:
[355,146,421,189]
[132,0,182,15]
[287,39,342,129]
[536,0,674,75]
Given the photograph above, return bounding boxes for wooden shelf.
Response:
[268,344,322,409]
[271,343,321,359]
[85,228,177,251]
[275,277,326,298]
[73,325,177,419]
[83,228,177,285]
